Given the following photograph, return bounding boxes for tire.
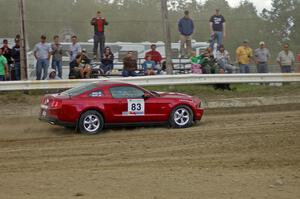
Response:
[169,105,193,128]
[78,110,104,135]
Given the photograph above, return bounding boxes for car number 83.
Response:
[127,99,145,115]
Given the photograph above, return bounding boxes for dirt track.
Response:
[0,105,299,199]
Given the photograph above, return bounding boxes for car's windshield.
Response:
[150,91,160,97]
[61,83,99,96]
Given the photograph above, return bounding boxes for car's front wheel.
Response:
[169,105,193,128]
[78,110,104,134]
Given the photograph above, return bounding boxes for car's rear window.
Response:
[61,83,99,96]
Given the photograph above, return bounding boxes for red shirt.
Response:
[96,18,104,32]
[298,53,300,61]
[145,50,162,64]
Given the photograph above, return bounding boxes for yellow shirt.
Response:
[236,46,253,64]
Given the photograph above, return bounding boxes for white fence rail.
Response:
[0,73,300,91]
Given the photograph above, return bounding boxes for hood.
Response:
[158,92,193,99]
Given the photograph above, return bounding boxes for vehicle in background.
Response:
[27,41,209,79]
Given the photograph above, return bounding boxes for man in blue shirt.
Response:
[178,10,194,58]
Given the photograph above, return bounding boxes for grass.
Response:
[0,83,300,105]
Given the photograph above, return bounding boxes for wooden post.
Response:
[19,0,28,80]
[161,0,173,75]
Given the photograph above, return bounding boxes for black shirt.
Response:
[12,45,20,62]
[209,15,225,32]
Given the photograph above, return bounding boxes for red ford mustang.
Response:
[39,81,204,134]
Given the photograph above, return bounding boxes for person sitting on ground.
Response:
[142,55,157,75]
[47,68,61,80]
[100,46,114,75]
[190,51,202,74]
[69,54,91,79]
[122,51,138,77]
[215,44,234,73]
[200,47,218,74]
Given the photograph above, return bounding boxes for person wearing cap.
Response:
[91,11,108,60]
[11,37,21,80]
[236,40,253,73]
[276,43,295,73]
[178,10,194,58]
[209,8,226,51]
[254,41,271,73]
[33,35,52,80]
[51,35,63,79]
[47,68,61,80]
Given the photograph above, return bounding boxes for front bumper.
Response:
[194,108,204,121]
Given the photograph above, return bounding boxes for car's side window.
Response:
[89,90,104,97]
[110,86,144,99]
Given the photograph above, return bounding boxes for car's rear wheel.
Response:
[78,110,104,135]
[169,105,193,128]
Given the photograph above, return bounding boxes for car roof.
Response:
[94,80,136,88]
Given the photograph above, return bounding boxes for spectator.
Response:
[0,48,9,81]
[33,35,51,80]
[277,43,295,73]
[51,35,63,78]
[178,10,194,58]
[81,48,91,65]
[209,8,226,51]
[215,44,234,73]
[11,37,21,80]
[69,35,81,61]
[236,40,253,73]
[1,39,13,80]
[142,55,156,75]
[122,51,137,77]
[100,46,114,75]
[298,51,300,72]
[47,68,61,80]
[145,44,162,65]
[69,54,91,79]
[91,11,108,60]
[201,47,217,74]
[190,51,202,74]
[254,41,271,73]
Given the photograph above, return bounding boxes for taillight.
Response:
[50,100,62,109]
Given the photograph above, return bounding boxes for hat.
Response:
[82,48,87,52]
[49,68,56,74]
[243,39,249,43]
[259,41,265,45]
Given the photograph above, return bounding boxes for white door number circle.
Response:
[127,99,145,116]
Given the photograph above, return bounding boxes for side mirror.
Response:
[143,93,151,99]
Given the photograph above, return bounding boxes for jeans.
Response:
[218,59,234,73]
[122,70,137,77]
[256,63,268,73]
[100,63,113,74]
[281,65,291,73]
[94,32,105,59]
[239,64,250,73]
[52,59,63,78]
[0,75,5,81]
[209,31,223,50]
[14,62,21,80]
[36,59,49,80]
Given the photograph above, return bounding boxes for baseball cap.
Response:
[243,39,249,43]
[259,41,265,45]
